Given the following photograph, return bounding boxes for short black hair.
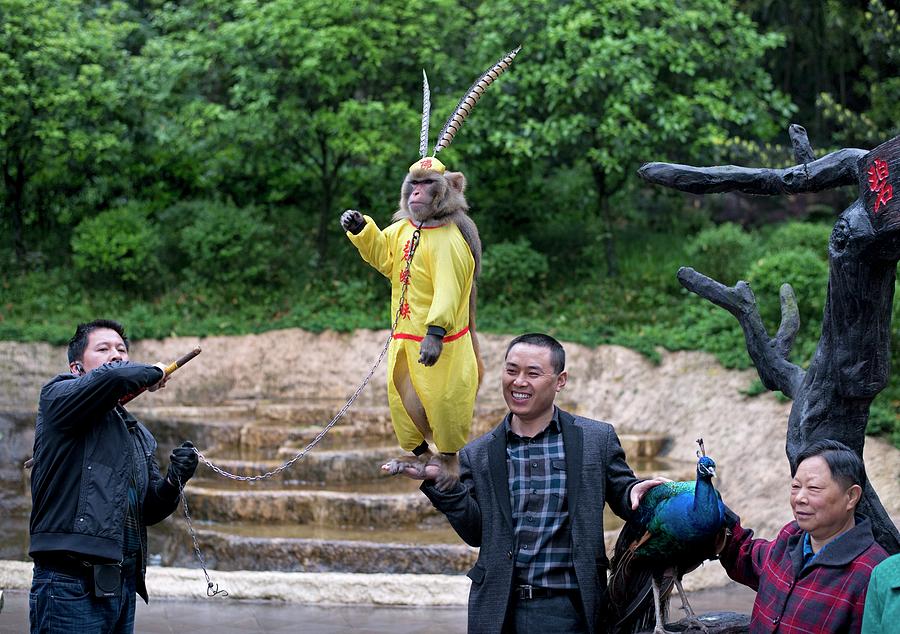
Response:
[505,333,565,374]
[796,439,867,491]
[67,319,129,363]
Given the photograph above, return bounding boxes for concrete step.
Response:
[0,514,30,561]
[192,448,695,489]
[619,433,669,459]
[180,484,439,528]
[140,403,514,455]
[193,447,416,486]
[152,520,477,574]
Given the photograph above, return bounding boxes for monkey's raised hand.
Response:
[340,210,366,235]
[419,325,445,366]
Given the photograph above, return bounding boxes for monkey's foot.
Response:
[381,453,430,478]
[428,453,460,492]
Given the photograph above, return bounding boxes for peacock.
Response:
[609,439,728,634]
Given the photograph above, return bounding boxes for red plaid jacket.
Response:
[720,517,888,633]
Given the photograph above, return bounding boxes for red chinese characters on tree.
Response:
[867,158,893,214]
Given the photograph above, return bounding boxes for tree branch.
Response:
[677,267,805,397]
[638,147,866,196]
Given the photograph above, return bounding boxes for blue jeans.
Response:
[506,593,588,634]
[29,562,137,634]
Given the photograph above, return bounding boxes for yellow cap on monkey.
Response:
[409,157,446,174]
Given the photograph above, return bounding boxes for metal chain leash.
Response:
[174,474,227,597]
[176,220,425,594]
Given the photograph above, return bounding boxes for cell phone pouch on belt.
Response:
[93,564,121,598]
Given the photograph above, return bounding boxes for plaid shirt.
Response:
[505,408,576,589]
[721,517,888,633]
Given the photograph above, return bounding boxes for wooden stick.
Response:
[119,346,202,405]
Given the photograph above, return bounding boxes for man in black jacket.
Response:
[28,319,198,634]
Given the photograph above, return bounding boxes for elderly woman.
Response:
[719,439,889,633]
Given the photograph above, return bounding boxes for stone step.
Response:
[152,520,478,574]
[0,513,30,561]
[192,448,694,488]
[180,484,440,528]
[194,447,413,486]
[180,480,636,532]
[141,404,674,461]
[619,433,669,459]
[140,403,513,454]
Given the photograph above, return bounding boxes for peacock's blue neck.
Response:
[691,474,721,530]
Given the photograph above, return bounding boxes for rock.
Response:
[641,611,750,633]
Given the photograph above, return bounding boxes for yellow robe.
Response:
[348,215,478,453]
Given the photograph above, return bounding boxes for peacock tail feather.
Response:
[433,46,521,155]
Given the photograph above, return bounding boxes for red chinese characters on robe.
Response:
[867,158,893,214]
[402,239,412,261]
[399,301,411,319]
[399,269,410,285]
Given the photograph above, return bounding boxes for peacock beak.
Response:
[708,466,716,478]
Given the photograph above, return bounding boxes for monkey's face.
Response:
[400,169,468,223]
[406,176,441,219]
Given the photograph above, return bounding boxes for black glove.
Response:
[166,441,198,487]
[419,326,446,366]
[340,210,366,235]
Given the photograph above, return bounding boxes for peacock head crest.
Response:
[696,455,716,478]
[696,438,716,478]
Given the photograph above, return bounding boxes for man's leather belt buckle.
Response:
[515,585,559,600]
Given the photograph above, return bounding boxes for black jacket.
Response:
[29,361,180,602]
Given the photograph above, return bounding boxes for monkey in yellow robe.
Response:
[339,47,519,489]
[341,159,483,490]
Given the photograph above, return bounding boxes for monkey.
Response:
[340,158,484,490]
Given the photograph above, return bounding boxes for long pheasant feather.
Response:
[433,45,521,154]
[419,70,431,159]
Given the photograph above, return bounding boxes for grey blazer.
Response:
[422,408,639,634]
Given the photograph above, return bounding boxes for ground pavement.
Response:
[0,583,756,633]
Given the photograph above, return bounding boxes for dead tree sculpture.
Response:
[639,125,900,554]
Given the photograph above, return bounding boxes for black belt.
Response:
[514,585,577,600]
[34,554,138,578]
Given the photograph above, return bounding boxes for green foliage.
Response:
[746,248,829,360]
[685,223,759,284]
[466,0,793,275]
[71,202,162,288]
[0,0,143,262]
[176,201,280,294]
[480,239,549,303]
[764,221,834,258]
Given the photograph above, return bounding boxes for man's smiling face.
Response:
[502,343,566,424]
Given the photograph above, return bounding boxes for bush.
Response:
[765,221,833,259]
[684,223,758,284]
[479,238,549,302]
[177,201,279,293]
[745,248,829,362]
[71,202,162,288]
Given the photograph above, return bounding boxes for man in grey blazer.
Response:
[391,333,666,633]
